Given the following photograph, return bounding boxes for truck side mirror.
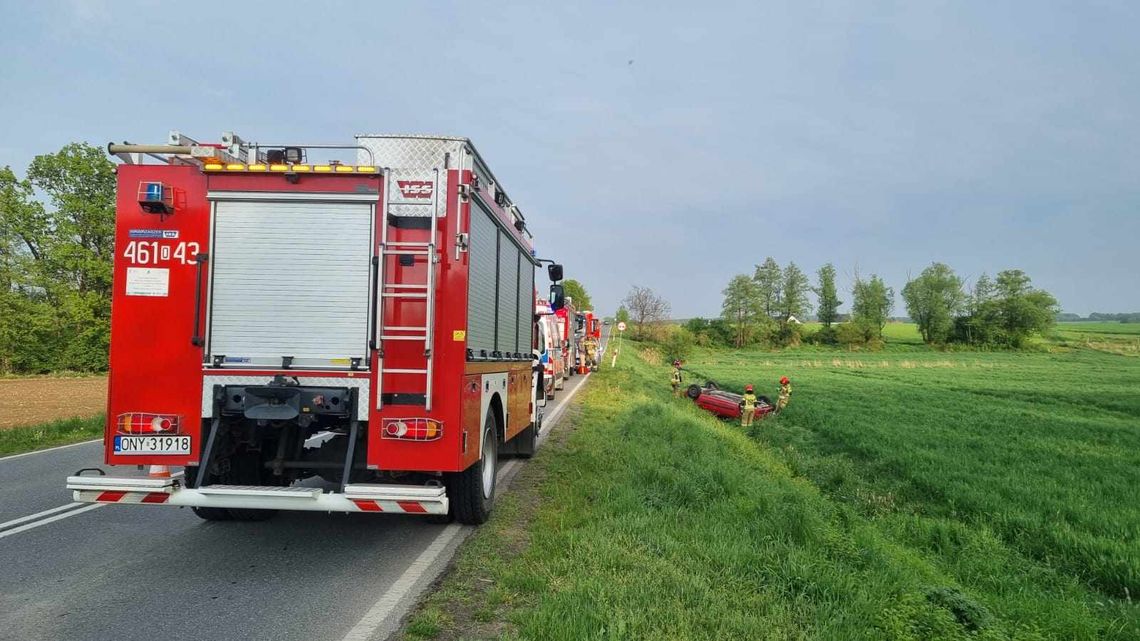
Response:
[547,263,563,282]
[549,284,565,311]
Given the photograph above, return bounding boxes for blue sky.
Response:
[2,0,1137,316]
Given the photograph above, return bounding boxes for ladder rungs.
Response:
[382,293,427,299]
[384,241,432,247]
[380,335,427,341]
[384,368,428,374]
[382,249,430,256]
[385,325,429,331]
[383,284,428,289]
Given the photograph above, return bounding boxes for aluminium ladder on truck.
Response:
[375,168,441,411]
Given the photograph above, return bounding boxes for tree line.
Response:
[685,258,1059,350]
[686,258,895,348]
[1,143,114,373]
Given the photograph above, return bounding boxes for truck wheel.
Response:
[451,415,498,525]
[184,466,231,521]
[225,450,277,522]
[686,384,703,400]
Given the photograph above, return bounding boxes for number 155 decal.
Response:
[122,241,201,266]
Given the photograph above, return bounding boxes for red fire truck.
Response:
[66,132,565,525]
[553,302,578,390]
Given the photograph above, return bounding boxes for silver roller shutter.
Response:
[466,202,497,357]
[517,258,534,354]
[496,231,519,354]
[208,200,373,368]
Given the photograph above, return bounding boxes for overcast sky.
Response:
[2,0,1137,316]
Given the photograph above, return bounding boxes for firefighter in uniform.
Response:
[775,376,792,414]
[670,360,683,397]
[583,335,597,371]
[739,384,758,427]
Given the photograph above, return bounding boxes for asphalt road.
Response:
[0,371,592,641]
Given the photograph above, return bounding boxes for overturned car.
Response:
[686,381,775,421]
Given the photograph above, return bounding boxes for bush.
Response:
[659,326,695,362]
[807,325,839,345]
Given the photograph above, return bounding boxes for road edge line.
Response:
[341,372,591,641]
[0,438,101,462]
[0,502,86,533]
[0,503,105,540]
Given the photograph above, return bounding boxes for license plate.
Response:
[114,435,191,455]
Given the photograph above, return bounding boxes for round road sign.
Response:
[617,321,627,332]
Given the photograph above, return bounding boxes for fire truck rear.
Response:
[67,132,564,525]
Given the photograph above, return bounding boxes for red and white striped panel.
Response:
[350,499,429,513]
[86,490,171,504]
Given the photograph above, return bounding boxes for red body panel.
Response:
[106,165,210,466]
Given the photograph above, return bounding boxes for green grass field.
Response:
[0,415,103,457]
[400,336,1139,640]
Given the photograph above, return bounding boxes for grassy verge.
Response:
[398,349,1137,640]
[0,415,103,457]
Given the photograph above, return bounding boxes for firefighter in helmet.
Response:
[775,376,792,414]
[670,360,683,397]
[739,384,758,427]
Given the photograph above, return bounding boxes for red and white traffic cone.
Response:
[148,465,171,478]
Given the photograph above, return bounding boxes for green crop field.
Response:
[401,336,1138,641]
[685,340,1140,612]
[1050,322,1140,356]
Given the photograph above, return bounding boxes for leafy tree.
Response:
[0,143,115,372]
[622,285,670,339]
[815,263,841,327]
[561,279,592,311]
[993,270,1058,347]
[778,262,812,324]
[852,274,894,338]
[615,306,631,324]
[721,274,761,347]
[753,257,782,319]
[901,263,965,344]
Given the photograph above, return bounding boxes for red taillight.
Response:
[381,418,443,441]
[116,413,181,435]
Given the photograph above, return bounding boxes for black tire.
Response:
[225,451,277,522]
[686,384,703,400]
[186,450,277,522]
[450,414,498,525]
[757,395,772,405]
[706,380,720,391]
[184,466,232,521]
[509,422,537,459]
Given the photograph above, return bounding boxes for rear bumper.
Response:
[66,475,448,515]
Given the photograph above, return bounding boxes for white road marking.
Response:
[0,502,86,532]
[0,438,100,462]
[0,503,105,540]
[342,373,592,641]
[339,523,466,641]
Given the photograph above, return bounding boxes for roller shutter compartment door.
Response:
[208,200,373,369]
[516,257,534,355]
[496,231,519,355]
[466,201,497,358]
